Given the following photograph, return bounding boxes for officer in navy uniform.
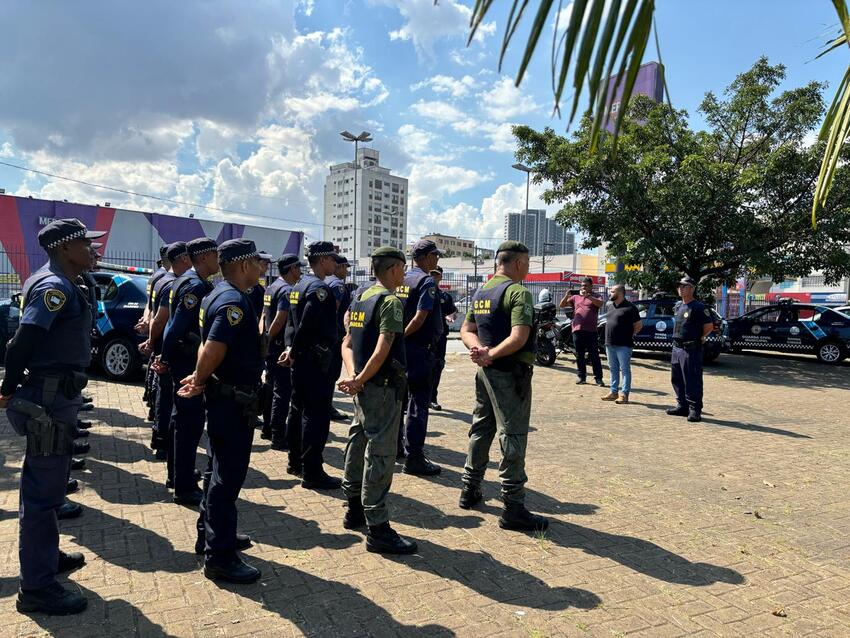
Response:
[159,237,219,506]
[666,276,714,422]
[325,253,352,422]
[261,253,303,449]
[139,246,171,422]
[177,239,269,584]
[141,242,192,475]
[429,266,457,411]
[1,218,105,615]
[396,239,443,476]
[279,241,342,489]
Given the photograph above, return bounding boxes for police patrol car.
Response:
[88,270,148,380]
[724,300,850,364]
[596,294,725,362]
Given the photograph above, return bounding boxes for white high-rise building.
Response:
[323,148,408,263]
[504,209,574,256]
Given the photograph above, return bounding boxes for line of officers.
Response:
[2,218,548,617]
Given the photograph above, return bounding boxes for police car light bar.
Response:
[97,262,154,275]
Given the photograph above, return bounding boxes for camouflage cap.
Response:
[371,246,406,263]
[495,240,529,254]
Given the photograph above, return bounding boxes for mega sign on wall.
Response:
[0,194,303,283]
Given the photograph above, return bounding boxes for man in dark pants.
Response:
[279,241,341,490]
[395,239,443,476]
[560,276,604,386]
[140,242,192,477]
[326,254,352,422]
[139,246,170,424]
[159,237,219,506]
[429,266,456,411]
[1,218,105,615]
[178,239,269,584]
[666,276,714,422]
[261,253,302,449]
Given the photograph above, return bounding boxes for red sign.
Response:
[766,292,811,302]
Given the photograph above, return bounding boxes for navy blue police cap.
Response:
[159,245,169,259]
[278,253,305,270]
[411,239,443,258]
[218,239,273,264]
[305,241,336,258]
[678,276,697,287]
[187,237,218,257]
[38,218,105,250]
[334,254,350,266]
[166,241,189,262]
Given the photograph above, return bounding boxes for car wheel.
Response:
[101,336,141,380]
[815,340,844,365]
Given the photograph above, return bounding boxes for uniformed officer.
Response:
[666,276,714,422]
[458,241,548,532]
[339,246,417,555]
[1,218,105,615]
[141,242,192,477]
[246,261,268,318]
[139,246,170,423]
[396,239,443,476]
[261,253,303,449]
[177,239,270,584]
[326,254,352,422]
[159,237,219,506]
[279,241,341,489]
[429,266,457,411]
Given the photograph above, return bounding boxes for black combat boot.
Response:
[343,497,366,529]
[329,406,349,422]
[57,551,85,573]
[17,583,87,615]
[76,420,92,430]
[73,441,90,455]
[270,437,288,451]
[366,522,417,555]
[73,429,89,439]
[458,485,483,510]
[666,405,689,417]
[687,410,702,422]
[498,502,549,532]
[203,555,261,584]
[301,469,342,490]
[403,455,441,476]
[56,502,82,520]
[70,458,86,471]
[173,488,204,506]
[195,533,251,555]
[260,424,272,440]
[66,479,79,495]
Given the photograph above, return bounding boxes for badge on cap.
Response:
[226,305,243,326]
[317,288,328,302]
[184,293,198,310]
[44,289,67,312]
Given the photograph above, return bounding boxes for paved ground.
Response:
[0,349,848,637]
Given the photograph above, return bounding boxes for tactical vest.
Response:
[146,267,168,311]
[21,266,93,373]
[169,271,210,330]
[287,275,337,348]
[199,282,263,385]
[349,288,406,377]
[471,280,535,357]
[263,277,292,352]
[151,271,175,314]
[396,268,442,347]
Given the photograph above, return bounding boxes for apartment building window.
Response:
[375,179,383,189]
[392,183,399,193]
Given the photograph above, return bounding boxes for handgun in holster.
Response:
[179,332,202,358]
[8,397,75,456]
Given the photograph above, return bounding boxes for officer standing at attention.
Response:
[141,242,192,475]
[279,241,341,489]
[326,254,352,422]
[159,237,219,506]
[1,218,105,615]
[138,246,170,423]
[458,241,548,532]
[177,239,269,584]
[666,276,714,422]
[260,253,303,449]
[429,266,457,411]
[396,239,443,476]
[338,246,417,555]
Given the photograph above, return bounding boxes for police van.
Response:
[724,300,850,364]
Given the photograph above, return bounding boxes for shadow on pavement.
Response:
[88,406,151,430]
[82,458,171,505]
[707,352,850,391]
[636,405,812,439]
[240,501,361,552]
[392,492,485,530]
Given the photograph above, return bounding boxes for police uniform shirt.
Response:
[202,282,263,385]
[325,274,352,339]
[288,275,337,356]
[20,264,93,372]
[466,274,535,365]
[161,269,210,364]
[439,290,458,328]
[672,300,713,342]
[151,272,177,352]
[146,266,168,312]
[399,266,442,345]
[263,277,292,353]
[247,282,265,318]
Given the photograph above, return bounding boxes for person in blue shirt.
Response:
[325,253,352,422]
[429,266,457,411]
[395,239,444,476]
[158,237,219,507]
[666,276,714,422]
[178,239,270,584]
[1,218,105,616]
[139,246,170,422]
[260,253,303,449]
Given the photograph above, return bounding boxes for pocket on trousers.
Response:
[362,386,399,456]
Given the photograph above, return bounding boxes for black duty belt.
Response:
[673,339,702,349]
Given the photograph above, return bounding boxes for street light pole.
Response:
[512,163,532,252]
[341,130,373,269]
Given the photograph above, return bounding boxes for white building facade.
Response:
[323,148,408,262]
[504,209,575,256]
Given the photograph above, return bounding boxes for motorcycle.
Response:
[533,302,573,366]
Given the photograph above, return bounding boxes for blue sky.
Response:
[0,0,846,250]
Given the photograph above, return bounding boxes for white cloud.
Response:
[398,124,435,155]
[0,142,13,158]
[479,76,539,120]
[411,74,477,98]
[410,100,466,124]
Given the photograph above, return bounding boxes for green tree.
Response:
[512,58,850,293]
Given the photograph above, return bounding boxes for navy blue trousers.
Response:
[267,358,292,445]
[431,334,447,403]
[7,383,80,590]
[154,370,174,481]
[573,330,603,382]
[671,346,704,412]
[170,358,204,494]
[201,396,254,560]
[287,359,333,475]
[403,344,435,458]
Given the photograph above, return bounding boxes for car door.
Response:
[648,300,677,350]
[789,306,822,354]
[737,307,782,350]
[630,301,652,348]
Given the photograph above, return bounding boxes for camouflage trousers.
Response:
[342,381,404,526]
[462,364,532,504]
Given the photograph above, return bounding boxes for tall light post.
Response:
[341,130,373,269]
[512,163,532,252]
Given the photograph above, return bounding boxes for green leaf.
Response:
[813,64,850,227]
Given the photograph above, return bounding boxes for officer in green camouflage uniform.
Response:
[339,247,417,555]
[458,241,548,532]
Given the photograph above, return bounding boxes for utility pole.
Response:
[541,241,555,274]
[340,130,373,267]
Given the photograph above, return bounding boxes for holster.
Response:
[370,359,408,402]
[205,378,261,421]
[9,398,75,456]
[310,343,333,373]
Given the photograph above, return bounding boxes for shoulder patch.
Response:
[43,289,67,312]
[428,286,436,298]
[393,303,403,322]
[704,308,711,316]
[316,288,328,302]
[225,305,244,326]
[183,293,199,310]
